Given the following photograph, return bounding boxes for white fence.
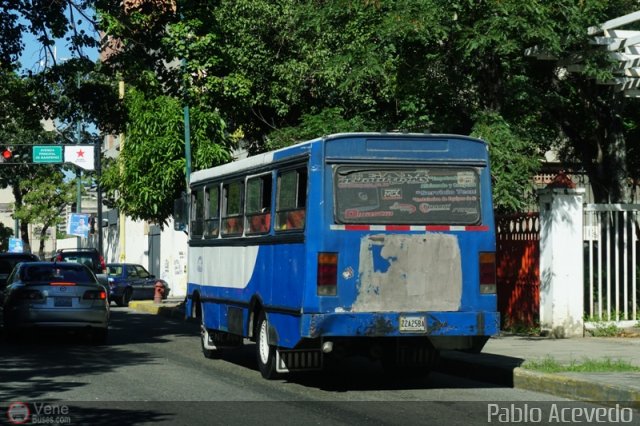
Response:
[583,204,640,326]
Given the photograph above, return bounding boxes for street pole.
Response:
[180,12,192,193]
[96,140,103,257]
[76,72,82,249]
[184,104,191,190]
[118,80,126,262]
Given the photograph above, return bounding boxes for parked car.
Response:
[0,252,40,285]
[51,248,106,275]
[51,248,107,288]
[105,263,170,307]
[0,252,40,304]
[2,261,109,344]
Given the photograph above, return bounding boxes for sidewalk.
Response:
[128,299,640,406]
[438,334,640,406]
[128,297,186,319]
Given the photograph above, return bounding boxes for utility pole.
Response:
[76,72,82,248]
[182,58,191,192]
[96,139,103,257]
[118,80,126,262]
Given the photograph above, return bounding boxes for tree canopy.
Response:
[4,0,640,230]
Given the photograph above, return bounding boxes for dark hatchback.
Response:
[106,263,170,307]
[0,252,40,287]
[0,253,40,307]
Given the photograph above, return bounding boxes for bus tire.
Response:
[200,306,218,359]
[256,311,279,379]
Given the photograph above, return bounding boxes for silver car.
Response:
[2,262,109,344]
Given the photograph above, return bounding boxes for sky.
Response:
[19,15,99,73]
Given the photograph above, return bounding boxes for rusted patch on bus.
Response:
[364,315,395,336]
[353,234,462,312]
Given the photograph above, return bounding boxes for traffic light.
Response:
[89,216,96,235]
[0,147,12,162]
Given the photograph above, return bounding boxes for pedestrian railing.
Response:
[583,204,640,327]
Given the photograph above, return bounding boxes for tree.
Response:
[100,86,231,225]
[96,0,640,220]
[13,171,76,258]
[0,1,98,72]
[0,3,119,253]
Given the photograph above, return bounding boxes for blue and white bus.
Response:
[179,132,499,379]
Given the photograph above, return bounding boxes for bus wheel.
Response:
[201,314,218,359]
[201,305,218,359]
[256,312,279,379]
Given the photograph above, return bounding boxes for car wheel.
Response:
[121,289,132,307]
[256,311,280,379]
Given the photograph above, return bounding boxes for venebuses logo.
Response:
[7,402,30,424]
[6,401,71,424]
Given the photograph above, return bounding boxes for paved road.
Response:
[1,308,617,426]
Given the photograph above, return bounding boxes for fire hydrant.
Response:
[154,281,165,304]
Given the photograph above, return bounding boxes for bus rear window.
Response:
[334,166,481,225]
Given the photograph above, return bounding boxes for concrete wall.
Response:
[99,214,188,298]
[539,188,585,338]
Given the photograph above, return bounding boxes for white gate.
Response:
[583,204,640,326]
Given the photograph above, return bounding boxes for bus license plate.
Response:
[399,316,426,333]
[54,297,72,307]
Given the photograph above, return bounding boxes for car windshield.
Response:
[0,257,36,274]
[107,265,123,275]
[20,265,93,283]
[61,255,95,268]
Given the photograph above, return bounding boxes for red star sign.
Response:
[76,149,85,158]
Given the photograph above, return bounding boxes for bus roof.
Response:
[190,132,486,185]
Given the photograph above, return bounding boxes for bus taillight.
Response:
[479,252,496,294]
[317,252,338,296]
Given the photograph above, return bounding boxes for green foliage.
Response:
[13,169,76,258]
[0,1,99,71]
[471,112,540,213]
[0,223,14,252]
[523,356,640,373]
[265,107,369,150]
[100,88,231,226]
[8,0,638,225]
[588,322,622,337]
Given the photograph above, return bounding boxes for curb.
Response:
[513,368,640,407]
[127,301,185,319]
[437,351,640,407]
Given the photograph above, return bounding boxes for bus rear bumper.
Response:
[301,311,500,339]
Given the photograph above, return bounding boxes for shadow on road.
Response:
[1,308,512,400]
[207,342,506,392]
[0,309,199,401]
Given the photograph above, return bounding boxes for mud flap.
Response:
[276,349,323,373]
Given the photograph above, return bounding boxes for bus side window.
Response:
[222,180,244,236]
[190,188,204,238]
[286,209,305,230]
[204,184,220,238]
[276,168,307,231]
[246,174,272,235]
